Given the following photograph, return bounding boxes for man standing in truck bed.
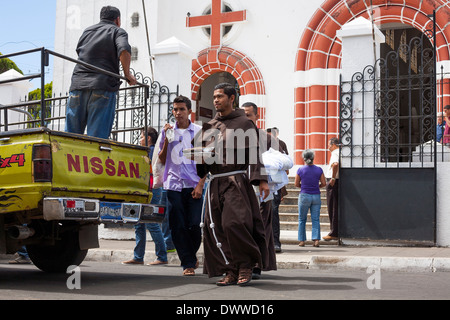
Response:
[65,5,136,139]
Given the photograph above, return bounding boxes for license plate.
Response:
[99,202,122,222]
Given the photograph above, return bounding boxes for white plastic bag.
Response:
[152,133,165,188]
[261,148,293,194]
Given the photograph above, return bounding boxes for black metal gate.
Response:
[338,16,438,245]
[112,71,179,144]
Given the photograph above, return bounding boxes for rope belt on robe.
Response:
[200,170,247,266]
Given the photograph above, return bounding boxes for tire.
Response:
[27,222,88,273]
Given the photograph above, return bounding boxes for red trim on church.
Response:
[186,0,246,47]
[294,0,450,165]
[187,0,266,128]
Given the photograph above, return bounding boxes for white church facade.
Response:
[53,0,450,166]
[51,0,450,245]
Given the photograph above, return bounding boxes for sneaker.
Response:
[274,245,282,253]
[167,248,176,253]
[252,268,261,280]
[9,254,31,264]
[183,268,195,276]
[147,260,168,265]
[122,259,144,265]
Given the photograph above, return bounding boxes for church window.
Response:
[411,43,418,74]
[131,12,139,27]
[202,4,233,37]
[131,47,139,61]
[386,29,394,50]
[399,30,407,63]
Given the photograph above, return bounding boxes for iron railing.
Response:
[339,12,449,168]
[0,48,178,145]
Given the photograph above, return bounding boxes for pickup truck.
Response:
[0,127,163,272]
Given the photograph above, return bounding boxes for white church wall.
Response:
[0,70,32,131]
[54,0,159,95]
[437,162,450,247]
[231,0,323,155]
[153,36,195,98]
[154,0,323,154]
[53,0,326,156]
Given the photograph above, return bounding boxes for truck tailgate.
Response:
[0,129,50,213]
[1,128,152,215]
[49,131,151,202]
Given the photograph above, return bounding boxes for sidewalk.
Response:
[88,230,450,273]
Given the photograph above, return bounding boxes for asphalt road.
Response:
[1,259,450,303]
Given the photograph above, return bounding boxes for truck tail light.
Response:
[33,144,52,182]
[149,174,153,191]
[148,162,153,191]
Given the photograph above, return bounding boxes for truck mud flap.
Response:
[43,198,165,224]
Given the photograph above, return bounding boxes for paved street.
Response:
[1,259,450,302]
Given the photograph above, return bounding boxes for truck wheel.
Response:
[27,223,88,273]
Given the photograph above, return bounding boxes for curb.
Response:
[83,249,450,273]
[307,256,450,272]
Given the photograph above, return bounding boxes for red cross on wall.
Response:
[186,0,246,47]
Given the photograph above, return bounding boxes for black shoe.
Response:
[252,267,261,280]
[274,245,282,253]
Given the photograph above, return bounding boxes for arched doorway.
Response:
[191,46,266,128]
[195,72,239,123]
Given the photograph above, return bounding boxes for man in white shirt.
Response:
[323,137,340,241]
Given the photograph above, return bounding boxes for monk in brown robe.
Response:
[194,83,270,286]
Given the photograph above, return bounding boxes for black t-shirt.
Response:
[69,19,132,92]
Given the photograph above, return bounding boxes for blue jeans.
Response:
[133,223,167,262]
[167,188,202,269]
[153,188,175,250]
[18,246,29,259]
[298,193,321,241]
[65,89,117,139]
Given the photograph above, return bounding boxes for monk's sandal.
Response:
[216,271,238,286]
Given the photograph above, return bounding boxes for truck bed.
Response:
[0,128,152,215]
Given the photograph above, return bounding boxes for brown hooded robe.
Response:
[194,109,269,277]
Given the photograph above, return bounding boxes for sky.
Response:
[0,1,57,90]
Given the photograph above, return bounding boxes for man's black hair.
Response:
[329,137,340,146]
[142,126,158,146]
[241,102,258,116]
[100,6,121,21]
[214,82,237,99]
[173,95,192,110]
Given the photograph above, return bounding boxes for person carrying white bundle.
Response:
[261,148,293,197]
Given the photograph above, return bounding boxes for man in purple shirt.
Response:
[159,95,205,276]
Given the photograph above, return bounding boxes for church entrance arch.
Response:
[191,47,266,128]
[195,72,238,123]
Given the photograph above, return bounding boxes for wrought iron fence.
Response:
[339,25,450,168]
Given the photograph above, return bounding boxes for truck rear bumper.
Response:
[43,197,165,224]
